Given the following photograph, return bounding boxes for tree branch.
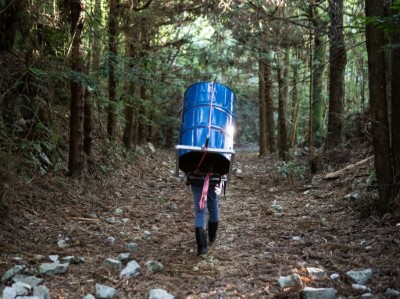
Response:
[0,0,18,15]
[134,0,153,11]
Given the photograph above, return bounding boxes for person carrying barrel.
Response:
[176,81,236,256]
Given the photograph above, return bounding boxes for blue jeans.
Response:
[191,182,221,228]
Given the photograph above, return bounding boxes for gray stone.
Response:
[148,142,156,153]
[117,253,130,262]
[57,239,68,248]
[306,267,326,279]
[33,285,50,299]
[2,287,17,299]
[75,256,86,264]
[103,258,123,268]
[12,281,31,296]
[386,288,400,297]
[233,167,243,174]
[49,255,59,262]
[38,263,69,275]
[95,283,118,299]
[106,217,116,224]
[88,212,98,218]
[146,260,164,272]
[277,274,303,289]
[61,256,74,263]
[11,256,23,263]
[299,287,337,299]
[13,275,43,287]
[344,191,360,200]
[113,208,123,216]
[83,294,96,299]
[127,242,139,251]
[271,203,283,213]
[120,260,141,278]
[143,231,152,239]
[346,269,373,285]
[361,293,375,298]
[61,256,85,264]
[149,288,174,299]
[330,273,340,281]
[352,284,371,293]
[1,265,25,283]
[106,236,116,244]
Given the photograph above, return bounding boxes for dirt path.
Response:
[1,149,399,298]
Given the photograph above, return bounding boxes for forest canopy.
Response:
[0,0,400,213]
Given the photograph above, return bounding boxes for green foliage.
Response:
[29,67,46,78]
[364,2,400,34]
[71,71,102,95]
[366,171,377,190]
[0,51,71,178]
[158,195,166,206]
[18,120,65,175]
[277,160,307,184]
[0,0,375,181]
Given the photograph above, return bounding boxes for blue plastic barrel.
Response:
[178,81,236,175]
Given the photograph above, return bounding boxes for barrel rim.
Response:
[184,81,237,97]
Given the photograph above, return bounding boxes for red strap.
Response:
[194,150,207,173]
[199,172,211,210]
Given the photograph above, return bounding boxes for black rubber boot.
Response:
[195,227,208,256]
[208,222,219,244]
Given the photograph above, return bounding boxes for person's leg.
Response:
[191,183,207,255]
[191,183,207,227]
[207,184,221,223]
[207,183,221,243]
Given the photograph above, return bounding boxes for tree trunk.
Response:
[83,91,93,158]
[84,2,93,160]
[138,83,147,144]
[265,55,275,153]
[282,48,289,151]
[123,82,136,150]
[68,0,85,178]
[133,107,139,146]
[147,89,154,144]
[91,0,102,73]
[365,0,393,209]
[123,19,137,150]
[259,58,267,156]
[277,50,289,161]
[289,49,300,147]
[107,0,118,139]
[326,0,346,150]
[165,125,174,148]
[0,0,25,51]
[311,32,326,148]
[391,1,400,196]
[137,15,148,145]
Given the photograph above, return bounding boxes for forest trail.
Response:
[0,148,399,298]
